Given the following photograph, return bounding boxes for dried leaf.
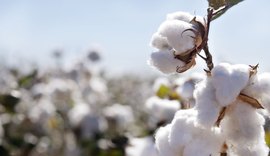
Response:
[238,93,263,109]
[176,55,196,73]
[215,107,226,127]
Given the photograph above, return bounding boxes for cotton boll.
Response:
[220,100,265,147]
[183,128,223,156]
[148,50,185,74]
[166,11,195,22]
[150,33,171,50]
[103,104,134,131]
[146,96,180,125]
[212,63,250,106]
[168,109,197,154]
[194,79,222,128]
[68,103,91,128]
[158,20,197,55]
[126,136,158,156]
[155,124,177,156]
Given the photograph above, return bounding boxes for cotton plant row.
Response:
[149,7,270,156]
[0,50,155,156]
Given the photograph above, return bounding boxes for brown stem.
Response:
[203,45,214,71]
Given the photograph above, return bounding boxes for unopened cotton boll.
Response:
[158,20,197,55]
[211,63,250,106]
[148,50,185,74]
[155,124,177,156]
[194,79,222,128]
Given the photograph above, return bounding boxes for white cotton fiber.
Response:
[168,109,197,154]
[182,128,224,156]
[155,124,176,156]
[194,79,222,128]
[166,11,195,22]
[126,136,158,156]
[150,32,171,50]
[146,96,180,123]
[220,100,265,147]
[148,50,185,74]
[211,63,250,106]
[158,20,196,55]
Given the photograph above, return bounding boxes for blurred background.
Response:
[0,0,270,156]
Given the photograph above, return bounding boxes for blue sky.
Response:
[0,0,270,74]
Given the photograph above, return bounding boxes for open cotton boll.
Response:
[103,104,134,130]
[150,32,171,50]
[168,109,197,154]
[68,103,91,127]
[182,128,223,156]
[220,100,265,147]
[194,79,222,128]
[211,63,250,106]
[158,20,197,55]
[227,140,269,156]
[146,96,180,124]
[155,124,177,156]
[148,50,185,74]
[166,11,195,22]
[126,136,158,156]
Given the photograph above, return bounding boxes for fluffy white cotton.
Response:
[168,109,224,156]
[194,79,222,128]
[220,100,265,149]
[68,103,104,139]
[166,11,194,22]
[28,97,56,123]
[146,96,180,124]
[150,32,171,50]
[166,11,205,26]
[158,20,196,55]
[211,63,250,106]
[152,77,170,93]
[155,124,177,156]
[68,103,91,127]
[182,128,223,156]
[242,72,270,112]
[126,136,158,156]
[103,104,134,130]
[169,109,197,154]
[148,50,185,74]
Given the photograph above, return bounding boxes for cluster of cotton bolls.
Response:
[155,63,270,156]
[125,74,204,156]
[149,11,206,74]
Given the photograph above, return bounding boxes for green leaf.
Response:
[18,70,38,89]
[156,85,170,99]
[208,0,244,20]
[265,131,270,147]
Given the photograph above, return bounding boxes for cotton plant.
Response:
[149,1,270,156]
